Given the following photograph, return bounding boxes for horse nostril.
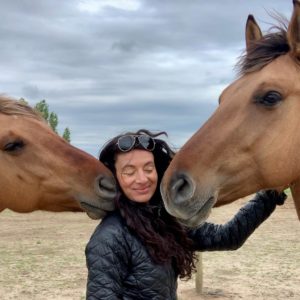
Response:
[97,176,117,199]
[170,172,195,205]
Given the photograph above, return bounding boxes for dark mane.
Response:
[236,18,289,75]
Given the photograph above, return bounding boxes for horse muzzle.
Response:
[79,175,117,219]
[161,172,217,227]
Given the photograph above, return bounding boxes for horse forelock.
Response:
[236,17,290,76]
[0,95,44,122]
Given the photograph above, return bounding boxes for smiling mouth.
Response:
[135,186,151,192]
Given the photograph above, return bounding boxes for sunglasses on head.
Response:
[116,134,156,152]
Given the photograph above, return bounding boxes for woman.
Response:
[86,129,286,300]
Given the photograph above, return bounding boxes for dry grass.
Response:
[0,196,299,299]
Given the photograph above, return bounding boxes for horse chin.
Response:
[86,210,107,220]
[177,195,217,227]
[164,192,217,228]
[80,201,114,220]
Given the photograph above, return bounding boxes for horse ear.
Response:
[245,15,262,52]
[287,0,300,59]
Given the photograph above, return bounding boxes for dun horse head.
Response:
[161,0,300,227]
[0,96,116,219]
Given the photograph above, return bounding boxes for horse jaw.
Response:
[290,178,300,221]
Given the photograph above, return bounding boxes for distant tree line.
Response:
[19,98,71,143]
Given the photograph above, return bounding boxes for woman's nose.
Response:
[135,170,148,183]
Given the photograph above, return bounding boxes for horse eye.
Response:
[256,91,282,107]
[4,141,25,152]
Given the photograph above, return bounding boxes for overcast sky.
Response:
[1,0,292,156]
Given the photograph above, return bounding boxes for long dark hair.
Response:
[99,129,196,279]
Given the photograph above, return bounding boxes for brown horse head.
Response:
[161,0,300,226]
[0,96,116,219]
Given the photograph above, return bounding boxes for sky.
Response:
[0,0,292,157]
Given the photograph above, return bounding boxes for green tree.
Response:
[49,112,58,133]
[19,98,71,143]
[62,127,71,143]
[34,99,49,121]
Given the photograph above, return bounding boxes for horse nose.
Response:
[97,175,117,199]
[169,172,195,206]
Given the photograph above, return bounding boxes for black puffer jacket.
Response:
[85,190,286,300]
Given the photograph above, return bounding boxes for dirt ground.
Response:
[0,196,299,300]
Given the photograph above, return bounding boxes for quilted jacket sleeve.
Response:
[188,190,286,251]
[85,216,131,300]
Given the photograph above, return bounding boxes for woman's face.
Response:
[115,149,158,203]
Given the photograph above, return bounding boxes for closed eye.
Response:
[122,171,135,176]
[144,168,154,173]
[121,168,135,176]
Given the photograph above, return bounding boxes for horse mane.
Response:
[0,95,44,121]
[236,15,290,75]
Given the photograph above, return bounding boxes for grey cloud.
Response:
[22,84,41,100]
[54,99,217,156]
[0,0,294,155]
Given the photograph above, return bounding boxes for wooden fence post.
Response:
[195,252,203,294]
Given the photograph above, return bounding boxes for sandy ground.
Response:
[0,196,299,300]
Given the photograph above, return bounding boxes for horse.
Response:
[0,95,116,219]
[161,0,300,227]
